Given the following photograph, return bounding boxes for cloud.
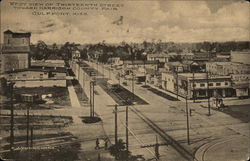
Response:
[1,0,249,44]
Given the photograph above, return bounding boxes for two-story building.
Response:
[161,72,233,99]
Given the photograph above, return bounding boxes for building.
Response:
[123,60,158,70]
[72,50,81,60]
[231,50,250,65]
[1,30,31,73]
[1,66,67,88]
[180,52,194,61]
[206,62,250,76]
[164,62,184,73]
[147,53,169,63]
[161,72,234,99]
[108,57,123,66]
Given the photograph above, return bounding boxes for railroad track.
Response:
[130,106,197,161]
[86,62,197,160]
[105,83,196,161]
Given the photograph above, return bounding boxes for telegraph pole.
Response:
[90,81,92,117]
[126,106,129,151]
[92,81,95,117]
[102,63,104,79]
[206,71,211,116]
[176,71,179,99]
[132,73,134,101]
[192,72,196,103]
[10,82,14,154]
[26,105,30,147]
[30,126,33,148]
[185,95,190,145]
[144,60,146,86]
[114,104,118,145]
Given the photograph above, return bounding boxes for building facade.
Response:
[161,72,234,99]
[231,50,250,65]
[1,30,31,73]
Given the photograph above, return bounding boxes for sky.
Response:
[1,0,249,44]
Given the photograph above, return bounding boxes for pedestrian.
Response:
[95,138,100,149]
[104,139,108,150]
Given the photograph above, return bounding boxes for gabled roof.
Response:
[4,30,13,34]
[4,30,31,37]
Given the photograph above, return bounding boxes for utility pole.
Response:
[92,81,95,117]
[90,81,92,117]
[114,104,118,145]
[185,95,190,145]
[155,135,159,159]
[144,60,146,86]
[176,71,179,99]
[132,73,134,101]
[118,72,121,87]
[126,106,129,151]
[206,71,211,116]
[192,72,196,103]
[9,82,14,154]
[26,105,30,147]
[30,126,33,148]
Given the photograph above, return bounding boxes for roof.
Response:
[124,60,158,65]
[3,66,66,74]
[178,73,231,80]
[4,30,31,37]
[165,62,183,66]
[147,53,169,58]
[1,46,30,53]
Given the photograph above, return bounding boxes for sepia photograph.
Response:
[0,0,249,160]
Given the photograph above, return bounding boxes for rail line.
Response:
[85,61,197,161]
[130,106,197,161]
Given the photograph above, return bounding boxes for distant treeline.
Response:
[30,41,249,61]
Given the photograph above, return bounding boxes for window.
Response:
[208,83,213,86]
[8,39,10,44]
[200,83,205,87]
[216,83,221,86]
[22,74,27,77]
[225,82,228,85]
[22,39,25,44]
[193,84,196,87]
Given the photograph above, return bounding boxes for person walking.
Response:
[95,138,100,149]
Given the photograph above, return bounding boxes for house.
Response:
[180,52,194,61]
[147,53,169,63]
[161,72,234,99]
[72,50,81,60]
[164,62,184,73]
[1,30,31,73]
